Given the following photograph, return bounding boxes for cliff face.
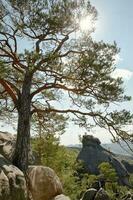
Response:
[77,135,130,186]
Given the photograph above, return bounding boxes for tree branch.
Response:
[31,106,97,117]
[0,79,18,105]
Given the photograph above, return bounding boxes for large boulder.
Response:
[77,135,130,186]
[0,154,27,200]
[28,166,63,200]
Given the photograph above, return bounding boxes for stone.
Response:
[94,188,110,200]
[77,135,130,186]
[52,194,71,200]
[0,131,14,144]
[28,166,63,200]
[0,131,35,164]
[121,192,133,200]
[82,135,101,147]
[0,131,15,161]
[0,154,27,200]
[82,188,97,200]
[121,159,133,174]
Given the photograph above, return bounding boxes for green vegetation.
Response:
[98,162,118,183]
[32,133,133,200]
[0,0,133,172]
[32,132,81,199]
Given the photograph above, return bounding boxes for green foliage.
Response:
[0,61,11,79]
[129,173,133,186]
[60,158,98,199]
[32,132,95,199]
[32,112,67,136]
[1,0,133,173]
[32,132,133,200]
[97,162,127,200]
[32,131,77,175]
[0,0,132,142]
[98,162,118,183]
[32,133,60,166]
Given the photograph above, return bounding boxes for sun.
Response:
[79,15,94,32]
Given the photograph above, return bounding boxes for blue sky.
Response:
[1,0,133,145]
[60,0,133,145]
[92,0,133,97]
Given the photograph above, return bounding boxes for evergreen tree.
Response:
[98,162,118,183]
[0,0,132,172]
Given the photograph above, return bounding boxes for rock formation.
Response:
[0,131,70,200]
[0,154,27,200]
[0,131,15,161]
[77,135,131,186]
[0,131,35,164]
[121,160,133,173]
[0,132,27,200]
[28,166,63,200]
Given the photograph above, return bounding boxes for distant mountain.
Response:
[68,141,133,156]
[67,144,81,148]
[102,141,133,156]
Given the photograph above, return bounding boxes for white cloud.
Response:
[112,68,133,80]
[113,54,123,65]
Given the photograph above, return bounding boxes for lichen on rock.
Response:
[0,154,27,200]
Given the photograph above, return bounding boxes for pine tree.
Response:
[0,0,132,172]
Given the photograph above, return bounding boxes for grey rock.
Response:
[0,154,27,200]
[52,194,71,200]
[0,131,14,144]
[82,135,101,147]
[77,135,130,186]
[121,192,133,200]
[121,159,133,174]
[94,188,110,200]
[82,188,97,200]
[0,131,15,161]
[0,131,35,164]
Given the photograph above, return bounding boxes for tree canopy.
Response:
[0,0,132,171]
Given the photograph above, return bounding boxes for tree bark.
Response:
[12,71,32,173]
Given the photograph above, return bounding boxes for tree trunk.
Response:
[12,71,32,173]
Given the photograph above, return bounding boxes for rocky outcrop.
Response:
[77,135,130,186]
[121,160,133,173]
[0,131,35,164]
[28,166,63,200]
[0,154,27,200]
[0,131,15,161]
[0,132,70,200]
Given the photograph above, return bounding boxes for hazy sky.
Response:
[1,0,133,145]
